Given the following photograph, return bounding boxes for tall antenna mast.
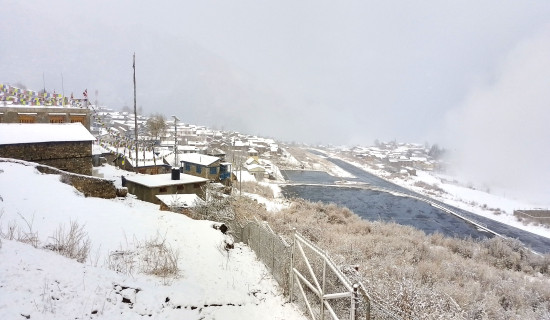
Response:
[133,53,138,169]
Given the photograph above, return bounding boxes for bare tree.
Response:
[146,113,168,142]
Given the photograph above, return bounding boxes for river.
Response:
[280,154,550,253]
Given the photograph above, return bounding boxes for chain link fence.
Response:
[233,219,293,294]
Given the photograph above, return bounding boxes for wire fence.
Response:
[229,219,404,320]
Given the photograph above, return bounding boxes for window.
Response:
[159,187,167,193]
[50,116,65,123]
[196,165,202,174]
[19,115,35,123]
[193,183,201,188]
[177,185,184,191]
[209,167,217,175]
[70,116,85,124]
[184,163,191,171]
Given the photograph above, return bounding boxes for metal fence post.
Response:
[257,224,261,261]
[271,233,275,271]
[289,228,296,303]
[352,283,359,320]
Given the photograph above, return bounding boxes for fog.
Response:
[1,1,550,204]
[444,26,550,205]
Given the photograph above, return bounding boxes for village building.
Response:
[0,105,91,129]
[123,169,208,204]
[172,153,231,184]
[0,123,95,175]
[105,147,170,175]
[206,148,226,161]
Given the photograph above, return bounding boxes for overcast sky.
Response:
[2,1,550,203]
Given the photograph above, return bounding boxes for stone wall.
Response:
[1,158,118,199]
[0,141,92,175]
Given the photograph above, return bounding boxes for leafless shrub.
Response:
[45,221,91,263]
[240,181,274,198]
[192,194,235,222]
[139,233,180,280]
[106,233,180,284]
[0,213,40,248]
[233,197,550,319]
[191,183,236,223]
[106,249,137,276]
[414,181,445,194]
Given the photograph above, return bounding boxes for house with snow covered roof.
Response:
[0,123,96,175]
[123,169,208,204]
[175,153,232,183]
[0,104,91,129]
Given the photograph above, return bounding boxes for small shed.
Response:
[156,193,205,214]
[124,170,208,204]
[246,163,266,180]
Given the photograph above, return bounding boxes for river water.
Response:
[280,156,550,253]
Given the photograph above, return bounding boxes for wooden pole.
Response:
[133,53,138,169]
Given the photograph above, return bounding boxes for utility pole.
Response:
[61,73,65,107]
[172,115,179,167]
[133,53,138,169]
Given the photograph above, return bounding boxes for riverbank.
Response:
[277,147,550,240]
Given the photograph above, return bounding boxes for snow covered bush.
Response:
[240,181,274,199]
[0,213,40,248]
[106,233,180,284]
[45,220,91,263]
[233,197,550,319]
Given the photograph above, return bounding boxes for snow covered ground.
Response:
[0,161,304,320]
[321,153,550,240]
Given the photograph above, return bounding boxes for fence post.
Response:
[270,233,274,270]
[353,283,360,320]
[257,224,261,261]
[289,228,296,303]
[321,257,326,320]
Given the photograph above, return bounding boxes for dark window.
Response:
[159,187,167,193]
[49,116,65,123]
[196,165,202,174]
[184,163,191,171]
[177,185,184,191]
[19,115,35,123]
[70,116,85,124]
[194,183,201,188]
[209,167,217,175]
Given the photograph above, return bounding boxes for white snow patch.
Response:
[0,162,304,320]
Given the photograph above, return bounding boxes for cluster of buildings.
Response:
[348,142,442,175]
[0,86,282,214]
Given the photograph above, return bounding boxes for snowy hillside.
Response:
[0,161,304,319]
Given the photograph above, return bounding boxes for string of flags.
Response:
[1,83,165,165]
[0,83,87,107]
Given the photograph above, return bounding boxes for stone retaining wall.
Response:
[0,141,92,176]
[1,158,118,199]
